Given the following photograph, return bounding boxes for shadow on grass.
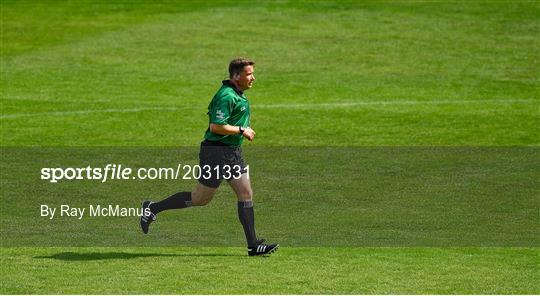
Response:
[34,251,242,261]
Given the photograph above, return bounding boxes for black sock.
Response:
[238,201,258,248]
[150,192,192,214]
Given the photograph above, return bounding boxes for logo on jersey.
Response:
[240,106,246,111]
[216,110,225,120]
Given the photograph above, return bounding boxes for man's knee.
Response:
[236,188,253,201]
[193,197,212,206]
[191,186,216,206]
[191,193,213,206]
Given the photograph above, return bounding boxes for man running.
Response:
[140,58,279,256]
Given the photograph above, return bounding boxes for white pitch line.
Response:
[0,107,179,119]
[0,99,536,119]
[253,99,538,109]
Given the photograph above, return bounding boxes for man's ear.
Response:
[233,73,240,80]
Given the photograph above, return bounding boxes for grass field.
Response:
[1,0,539,294]
[2,247,537,294]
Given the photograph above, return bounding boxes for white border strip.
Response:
[1,99,536,119]
[254,99,537,109]
[0,107,178,119]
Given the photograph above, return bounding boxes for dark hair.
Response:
[229,58,255,78]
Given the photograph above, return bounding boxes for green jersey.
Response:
[204,80,251,146]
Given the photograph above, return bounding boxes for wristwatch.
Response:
[239,126,245,135]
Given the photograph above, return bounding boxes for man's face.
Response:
[234,65,255,91]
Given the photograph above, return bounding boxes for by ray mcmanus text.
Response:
[40,204,150,220]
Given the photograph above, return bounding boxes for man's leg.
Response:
[228,174,279,256]
[140,183,218,234]
[151,183,218,213]
[228,174,257,247]
[148,192,192,214]
[191,182,219,206]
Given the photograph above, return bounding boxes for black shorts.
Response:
[198,140,247,188]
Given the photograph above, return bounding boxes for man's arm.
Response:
[209,123,256,141]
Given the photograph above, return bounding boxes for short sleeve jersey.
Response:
[204,80,250,146]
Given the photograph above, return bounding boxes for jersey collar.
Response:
[222,80,244,96]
